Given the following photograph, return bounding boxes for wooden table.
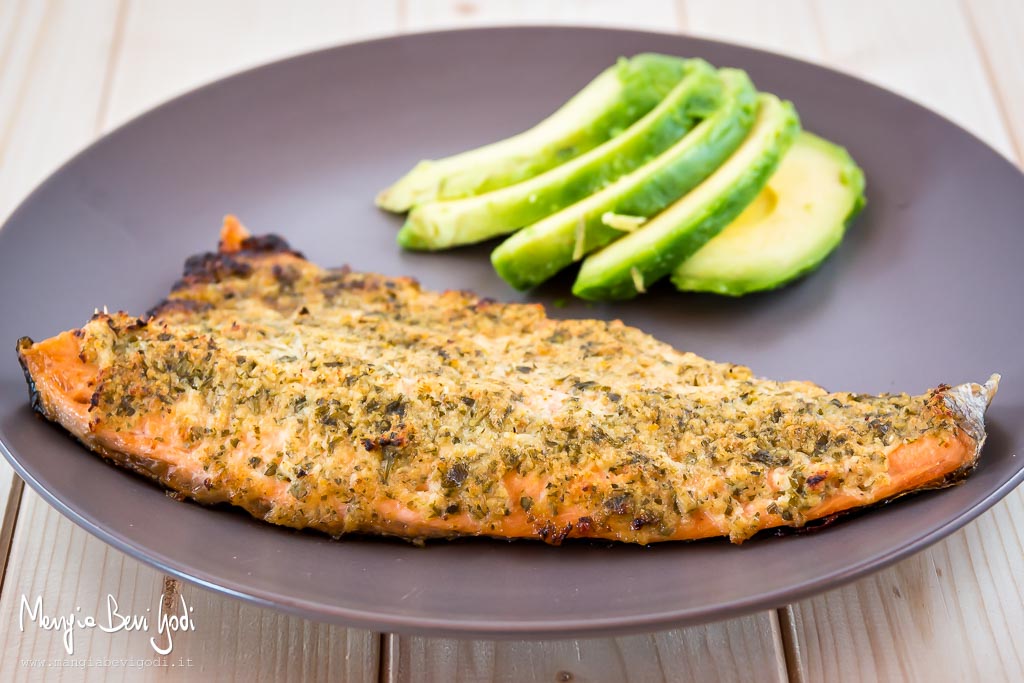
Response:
[0,2,1021,680]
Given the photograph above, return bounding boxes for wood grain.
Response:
[810,0,1014,159]
[104,0,400,129]
[0,1,396,679]
[386,2,788,680]
[0,0,122,220]
[0,490,379,682]
[790,518,1024,681]
[1,1,1023,681]
[682,0,822,61]
[0,0,126,589]
[715,0,1021,680]
[402,0,681,32]
[679,2,1024,680]
[963,0,1024,161]
[384,613,787,683]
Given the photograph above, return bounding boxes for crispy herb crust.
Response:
[17,219,990,543]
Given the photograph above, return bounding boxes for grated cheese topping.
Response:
[70,245,958,543]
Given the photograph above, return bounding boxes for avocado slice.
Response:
[573,94,800,301]
[672,132,865,295]
[377,54,692,212]
[491,69,757,291]
[397,60,722,250]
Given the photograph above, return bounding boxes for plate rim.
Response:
[2,25,1023,637]
[2,24,1021,236]
[4,433,1023,637]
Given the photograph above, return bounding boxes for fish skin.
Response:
[16,217,998,544]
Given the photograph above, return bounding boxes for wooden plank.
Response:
[8,3,1018,681]
[963,0,1024,161]
[386,3,787,681]
[0,490,379,682]
[0,489,167,682]
[402,0,680,32]
[104,0,400,128]
[385,613,787,683]
[810,0,1014,159]
[0,0,123,219]
[787,498,1024,681]
[0,1,399,679]
[0,0,125,592]
[682,2,1023,680]
[688,0,1014,156]
[773,1,1024,680]
[682,0,822,61]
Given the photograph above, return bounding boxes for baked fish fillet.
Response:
[17,217,998,544]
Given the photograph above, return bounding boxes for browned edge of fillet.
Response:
[13,217,1002,544]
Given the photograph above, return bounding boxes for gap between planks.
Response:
[0,476,24,596]
[775,605,804,683]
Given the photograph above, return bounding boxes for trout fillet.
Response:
[17,217,998,544]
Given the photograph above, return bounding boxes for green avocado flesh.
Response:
[376,54,691,212]
[491,69,757,291]
[672,132,865,295]
[397,60,722,250]
[572,94,800,301]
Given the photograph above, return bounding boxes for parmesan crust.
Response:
[572,215,586,262]
[630,266,646,294]
[601,211,646,232]
[16,219,995,544]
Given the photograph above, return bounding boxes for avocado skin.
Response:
[491,69,758,291]
[572,96,801,301]
[671,133,866,296]
[398,61,722,250]
[377,54,692,212]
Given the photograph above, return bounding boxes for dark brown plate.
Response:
[1,27,1022,638]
